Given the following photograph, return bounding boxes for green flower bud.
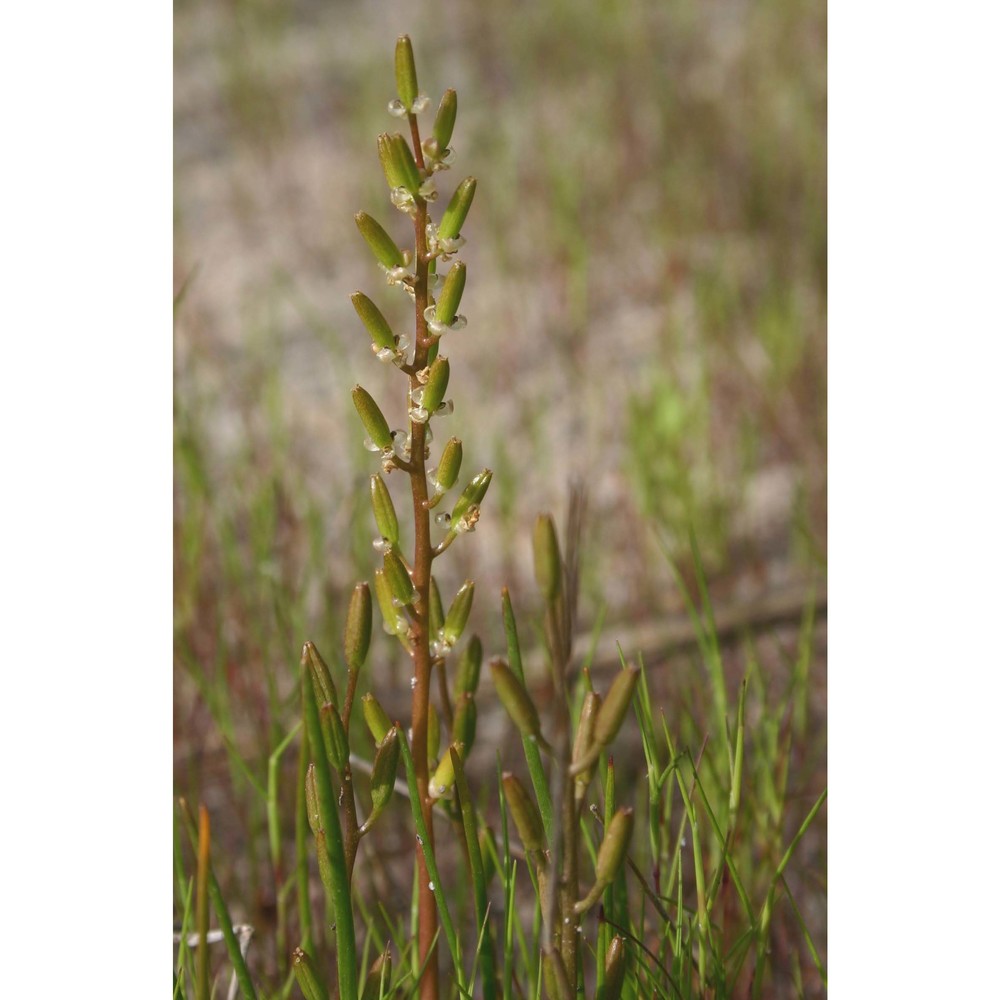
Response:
[360,944,392,1000]
[595,806,634,887]
[453,633,482,696]
[434,436,463,493]
[382,548,416,606]
[305,763,321,835]
[433,88,457,152]
[443,580,474,646]
[593,667,640,748]
[370,474,399,546]
[394,35,418,111]
[420,355,450,415]
[603,935,627,1000]
[343,582,372,671]
[502,772,546,853]
[391,133,422,197]
[302,641,338,709]
[374,568,406,636]
[429,740,464,800]
[355,211,405,270]
[450,468,492,525]
[437,177,476,241]
[377,132,404,191]
[491,658,544,744]
[362,692,393,744]
[352,384,393,451]
[364,727,400,830]
[451,691,477,748]
[428,575,445,637]
[533,513,562,603]
[351,291,396,352]
[292,946,328,1000]
[434,261,466,326]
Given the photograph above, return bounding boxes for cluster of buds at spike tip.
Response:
[409,355,452,424]
[424,260,467,337]
[351,291,409,366]
[569,666,641,778]
[421,88,457,170]
[435,467,492,535]
[354,211,412,289]
[426,177,476,258]
[388,35,429,117]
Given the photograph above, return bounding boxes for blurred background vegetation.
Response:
[175,0,825,994]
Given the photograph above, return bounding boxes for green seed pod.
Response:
[360,944,392,1000]
[394,35,418,111]
[420,355,450,414]
[603,935,627,1000]
[362,692,393,744]
[428,575,445,637]
[366,727,400,829]
[427,701,440,765]
[374,568,406,636]
[491,658,542,743]
[593,667,640,748]
[453,634,482,696]
[305,763,321,835]
[320,700,350,772]
[433,88,457,152]
[438,177,477,241]
[352,384,393,451]
[377,132,404,191]
[434,437,463,492]
[533,513,562,603]
[292,946,328,1000]
[450,468,492,525]
[351,291,396,352]
[572,690,602,797]
[343,582,372,672]
[382,548,415,606]
[434,260,466,326]
[370,474,399,546]
[355,212,405,270]
[451,691,477,748]
[429,741,463,799]
[302,641,338,709]
[502,772,546,854]
[595,807,634,888]
[443,580,474,646]
[389,132,422,197]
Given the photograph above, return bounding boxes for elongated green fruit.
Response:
[533,513,562,603]
[343,582,372,671]
[451,691,477,748]
[602,935,626,1000]
[363,728,400,831]
[593,667,640,748]
[389,132,422,196]
[434,89,457,151]
[450,468,492,524]
[377,132,404,191]
[394,35,418,110]
[595,807,634,887]
[502,772,546,854]
[370,475,399,546]
[443,580,474,646]
[292,947,329,1000]
[434,437,463,492]
[374,568,406,636]
[355,212,404,269]
[351,291,396,351]
[382,548,415,606]
[438,177,476,241]
[421,356,450,414]
[453,634,482,696]
[428,575,445,636]
[491,658,545,745]
[362,692,392,744]
[435,261,466,325]
[352,384,392,451]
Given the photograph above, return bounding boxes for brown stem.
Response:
[406,109,439,1000]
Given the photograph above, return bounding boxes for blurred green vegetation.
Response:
[174,0,825,994]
